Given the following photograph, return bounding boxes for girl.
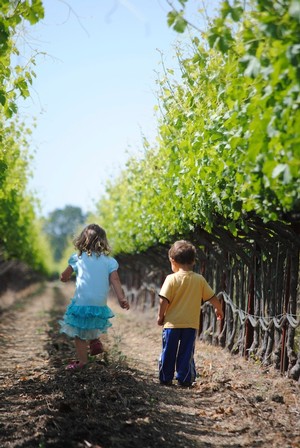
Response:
[59,223,129,370]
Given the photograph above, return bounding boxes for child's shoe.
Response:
[178,380,193,387]
[66,361,86,370]
[160,380,173,386]
[90,338,104,356]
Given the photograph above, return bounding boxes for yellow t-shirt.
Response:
[159,270,215,330]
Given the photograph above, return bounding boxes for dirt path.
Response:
[0,282,299,448]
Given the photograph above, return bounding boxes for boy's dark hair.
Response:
[168,240,196,265]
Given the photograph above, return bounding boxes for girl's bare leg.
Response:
[89,338,104,355]
[75,337,88,364]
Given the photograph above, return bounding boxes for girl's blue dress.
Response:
[59,252,118,340]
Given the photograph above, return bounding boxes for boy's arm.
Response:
[157,296,169,326]
[208,295,224,320]
[60,265,73,282]
[110,270,130,310]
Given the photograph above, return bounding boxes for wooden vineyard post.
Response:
[280,254,291,374]
[244,271,254,358]
[198,256,206,338]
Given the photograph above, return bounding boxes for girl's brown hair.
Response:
[73,224,111,256]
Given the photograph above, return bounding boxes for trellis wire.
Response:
[117,217,300,382]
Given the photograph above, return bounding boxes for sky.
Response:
[19,0,219,217]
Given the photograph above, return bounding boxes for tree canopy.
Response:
[43,206,87,262]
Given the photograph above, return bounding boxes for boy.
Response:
[157,240,224,387]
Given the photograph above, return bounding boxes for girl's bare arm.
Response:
[60,265,73,282]
[110,271,130,310]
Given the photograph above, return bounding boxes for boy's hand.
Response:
[157,316,164,326]
[209,295,224,321]
[215,309,224,320]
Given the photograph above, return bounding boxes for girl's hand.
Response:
[60,265,73,282]
[119,298,130,310]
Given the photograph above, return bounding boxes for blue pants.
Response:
[159,328,197,384]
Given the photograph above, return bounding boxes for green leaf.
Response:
[272,164,287,178]
[231,5,243,22]
[178,0,188,6]
[243,56,261,78]
[173,16,188,33]
[167,10,188,33]
[0,91,6,106]
[167,10,176,28]
[227,221,237,236]
[289,0,300,22]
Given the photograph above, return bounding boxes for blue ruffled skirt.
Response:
[59,299,115,340]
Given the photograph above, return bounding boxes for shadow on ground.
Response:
[1,285,234,448]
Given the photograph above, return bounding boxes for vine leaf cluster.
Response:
[0,1,50,274]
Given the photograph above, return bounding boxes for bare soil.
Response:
[0,282,299,448]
